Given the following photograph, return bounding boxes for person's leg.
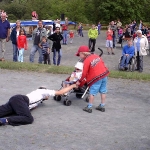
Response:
[47,53,51,64]
[63,31,65,44]
[120,55,126,68]
[113,35,116,48]
[125,55,132,67]
[89,38,91,50]
[12,44,18,62]
[1,38,6,58]
[57,49,62,66]
[93,39,96,52]
[65,31,68,44]
[96,77,108,112]
[106,40,110,54]
[20,48,24,62]
[83,80,100,113]
[29,45,37,63]
[53,49,56,65]
[136,51,140,70]
[0,102,14,118]
[37,46,43,64]
[7,95,34,126]
[18,50,21,62]
[139,56,143,72]
[43,54,46,64]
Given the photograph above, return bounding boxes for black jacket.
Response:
[48,33,63,51]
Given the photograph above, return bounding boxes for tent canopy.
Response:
[10,20,76,28]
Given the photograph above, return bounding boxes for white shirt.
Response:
[70,71,82,82]
[26,89,55,110]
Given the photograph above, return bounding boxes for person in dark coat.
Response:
[48,27,63,66]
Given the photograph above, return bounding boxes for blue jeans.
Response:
[12,44,18,62]
[29,45,43,63]
[63,30,68,44]
[18,48,24,62]
[53,49,62,65]
[120,55,132,68]
[112,35,116,48]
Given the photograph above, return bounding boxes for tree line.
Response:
[0,0,150,24]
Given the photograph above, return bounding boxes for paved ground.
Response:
[0,31,150,150]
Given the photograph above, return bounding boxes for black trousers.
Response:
[89,38,96,52]
[0,95,33,126]
[43,53,50,64]
[136,51,143,72]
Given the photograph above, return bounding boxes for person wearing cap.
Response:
[62,62,83,91]
[0,12,10,61]
[76,45,109,113]
[133,30,149,72]
[0,84,77,126]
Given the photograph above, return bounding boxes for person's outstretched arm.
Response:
[55,84,77,95]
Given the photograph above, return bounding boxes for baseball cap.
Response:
[75,45,90,56]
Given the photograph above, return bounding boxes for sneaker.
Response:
[96,105,105,112]
[112,52,115,55]
[83,106,92,113]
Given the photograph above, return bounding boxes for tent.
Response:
[10,20,76,28]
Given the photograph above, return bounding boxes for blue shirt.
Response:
[41,42,49,54]
[136,38,141,51]
[0,19,10,39]
[122,45,135,57]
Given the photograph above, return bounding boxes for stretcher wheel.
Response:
[56,95,61,101]
[65,100,72,106]
[76,93,83,98]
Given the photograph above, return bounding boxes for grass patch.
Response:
[0,61,73,74]
[0,61,150,81]
[110,70,150,81]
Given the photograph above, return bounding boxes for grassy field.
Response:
[0,61,150,81]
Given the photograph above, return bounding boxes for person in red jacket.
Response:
[17,29,27,62]
[76,45,109,113]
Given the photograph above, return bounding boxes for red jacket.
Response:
[17,35,27,50]
[79,54,109,87]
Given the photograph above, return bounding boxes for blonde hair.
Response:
[81,52,91,56]
[16,20,21,24]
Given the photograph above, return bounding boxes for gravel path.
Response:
[0,70,149,150]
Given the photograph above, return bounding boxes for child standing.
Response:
[39,36,50,65]
[69,30,74,44]
[75,45,109,113]
[17,29,27,62]
[106,27,115,55]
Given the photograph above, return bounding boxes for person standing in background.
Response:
[29,20,47,63]
[97,22,101,35]
[17,29,27,62]
[0,12,10,61]
[88,24,98,53]
[10,20,26,62]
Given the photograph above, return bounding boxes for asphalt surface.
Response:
[0,31,150,150]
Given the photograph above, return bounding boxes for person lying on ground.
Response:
[0,84,76,126]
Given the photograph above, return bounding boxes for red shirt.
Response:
[106,30,113,40]
[79,54,109,87]
[17,35,27,49]
[69,32,74,38]
[62,24,68,31]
